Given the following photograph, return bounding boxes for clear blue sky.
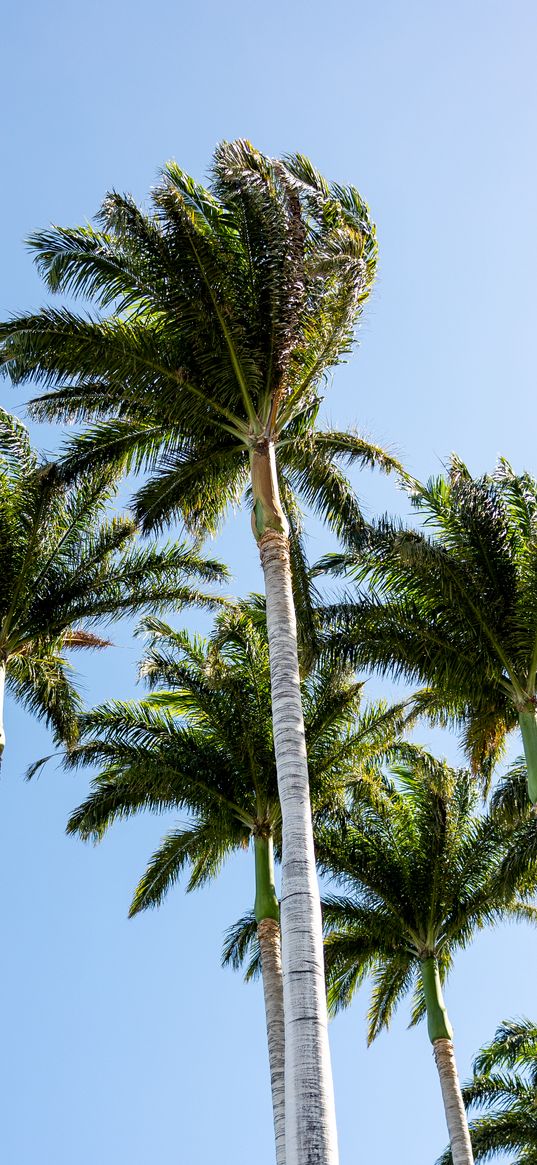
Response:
[1,2,536,1163]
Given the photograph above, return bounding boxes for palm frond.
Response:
[221,910,261,981]
[1,142,387,550]
[318,755,537,1045]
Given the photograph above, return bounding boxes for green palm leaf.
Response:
[0,412,227,755]
[320,458,537,798]
[319,759,535,1038]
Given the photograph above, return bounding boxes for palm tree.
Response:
[437,1019,537,1165]
[0,140,397,1164]
[65,604,412,1165]
[317,757,537,1165]
[0,407,226,755]
[320,457,537,802]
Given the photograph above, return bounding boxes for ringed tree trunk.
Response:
[421,957,474,1165]
[252,442,339,1165]
[255,831,286,1165]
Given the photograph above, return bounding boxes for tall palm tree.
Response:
[317,758,537,1165]
[65,604,412,1165]
[0,140,397,1164]
[0,407,226,755]
[320,457,537,801]
[437,1019,537,1165]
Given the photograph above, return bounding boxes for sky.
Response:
[1,2,537,1163]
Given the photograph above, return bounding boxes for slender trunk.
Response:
[254,448,338,1165]
[258,918,285,1165]
[254,834,286,1165]
[518,709,537,803]
[0,661,6,756]
[433,1042,474,1165]
[421,958,474,1165]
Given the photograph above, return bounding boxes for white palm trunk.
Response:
[433,1039,474,1165]
[258,917,286,1165]
[259,529,339,1165]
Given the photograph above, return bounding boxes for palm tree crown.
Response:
[66,603,410,912]
[321,457,537,798]
[0,140,393,539]
[318,757,535,1040]
[0,408,226,751]
[437,1019,537,1165]
[317,759,537,1165]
